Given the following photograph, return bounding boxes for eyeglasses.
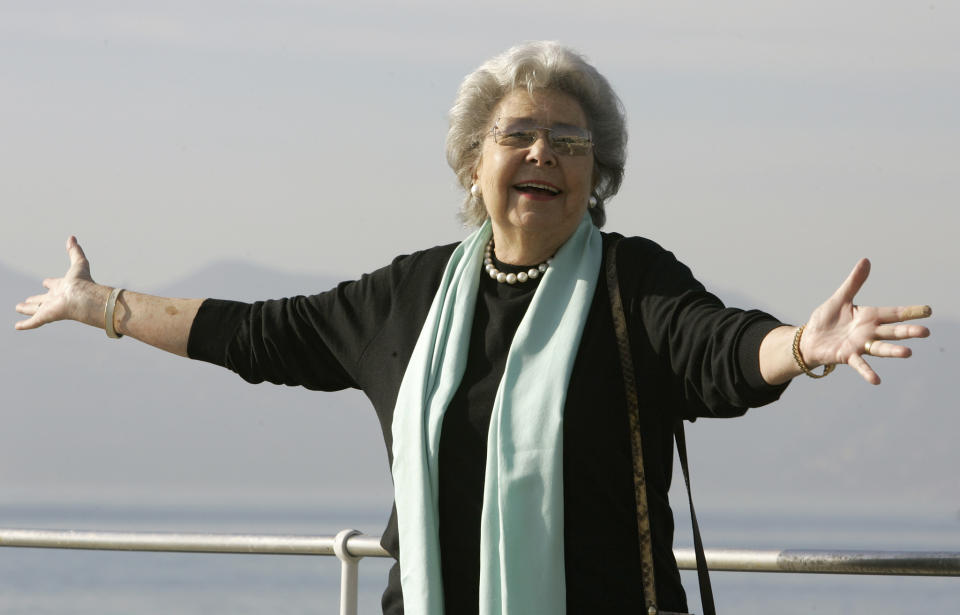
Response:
[490,117,593,156]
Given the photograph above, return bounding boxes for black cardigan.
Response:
[187,232,789,613]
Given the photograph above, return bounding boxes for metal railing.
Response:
[2,527,959,614]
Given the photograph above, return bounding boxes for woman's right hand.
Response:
[15,236,103,330]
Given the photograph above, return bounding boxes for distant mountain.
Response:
[2,260,956,525]
[157,260,346,301]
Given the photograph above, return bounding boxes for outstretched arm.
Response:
[14,236,203,357]
[759,258,931,386]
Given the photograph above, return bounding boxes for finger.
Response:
[873,323,930,340]
[900,305,932,320]
[834,258,870,304]
[67,235,89,267]
[15,302,39,316]
[847,352,881,385]
[65,236,94,281]
[873,305,933,325]
[14,315,44,331]
[21,293,49,305]
[863,340,912,359]
[67,235,90,277]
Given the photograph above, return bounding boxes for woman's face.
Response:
[474,89,594,260]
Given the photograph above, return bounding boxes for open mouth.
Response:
[514,181,562,197]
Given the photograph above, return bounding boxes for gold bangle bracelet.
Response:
[104,287,124,339]
[792,325,834,379]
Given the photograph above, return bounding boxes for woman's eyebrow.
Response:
[549,121,585,131]
[500,117,585,130]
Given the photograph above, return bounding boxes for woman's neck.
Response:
[490,227,570,265]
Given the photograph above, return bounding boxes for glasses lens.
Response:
[549,132,593,156]
[497,130,538,148]
[495,119,539,147]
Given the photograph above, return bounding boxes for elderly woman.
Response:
[16,42,930,614]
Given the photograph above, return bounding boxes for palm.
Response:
[800,259,931,384]
[15,236,95,330]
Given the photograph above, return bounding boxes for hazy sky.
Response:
[3,1,957,327]
[2,4,959,567]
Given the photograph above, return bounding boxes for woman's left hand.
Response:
[799,258,931,385]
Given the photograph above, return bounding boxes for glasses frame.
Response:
[489,118,594,157]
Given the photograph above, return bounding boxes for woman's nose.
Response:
[525,132,558,167]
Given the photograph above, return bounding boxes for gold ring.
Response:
[864,340,874,355]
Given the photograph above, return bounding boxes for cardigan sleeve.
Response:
[622,237,789,418]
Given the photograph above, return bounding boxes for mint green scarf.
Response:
[391,213,601,615]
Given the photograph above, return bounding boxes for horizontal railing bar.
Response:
[3,528,959,576]
[673,547,960,576]
[0,528,388,557]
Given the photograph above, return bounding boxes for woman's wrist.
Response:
[759,325,803,385]
[75,282,111,329]
[797,325,820,369]
[793,324,836,379]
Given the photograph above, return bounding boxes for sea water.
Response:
[1,503,957,614]
[675,508,960,614]
[0,502,394,615]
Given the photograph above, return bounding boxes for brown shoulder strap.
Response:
[604,237,659,614]
[605,236,716,615]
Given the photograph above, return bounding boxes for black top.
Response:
[187,233,789,613]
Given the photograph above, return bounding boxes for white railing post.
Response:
[333,529,362,615]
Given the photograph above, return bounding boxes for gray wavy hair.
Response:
[446,41,627,228]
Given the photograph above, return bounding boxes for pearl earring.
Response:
[588,195,598,208]
[471,184,481,198]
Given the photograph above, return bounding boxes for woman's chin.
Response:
[510,204,584,235]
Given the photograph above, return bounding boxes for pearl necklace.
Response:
[484,239,552,285]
